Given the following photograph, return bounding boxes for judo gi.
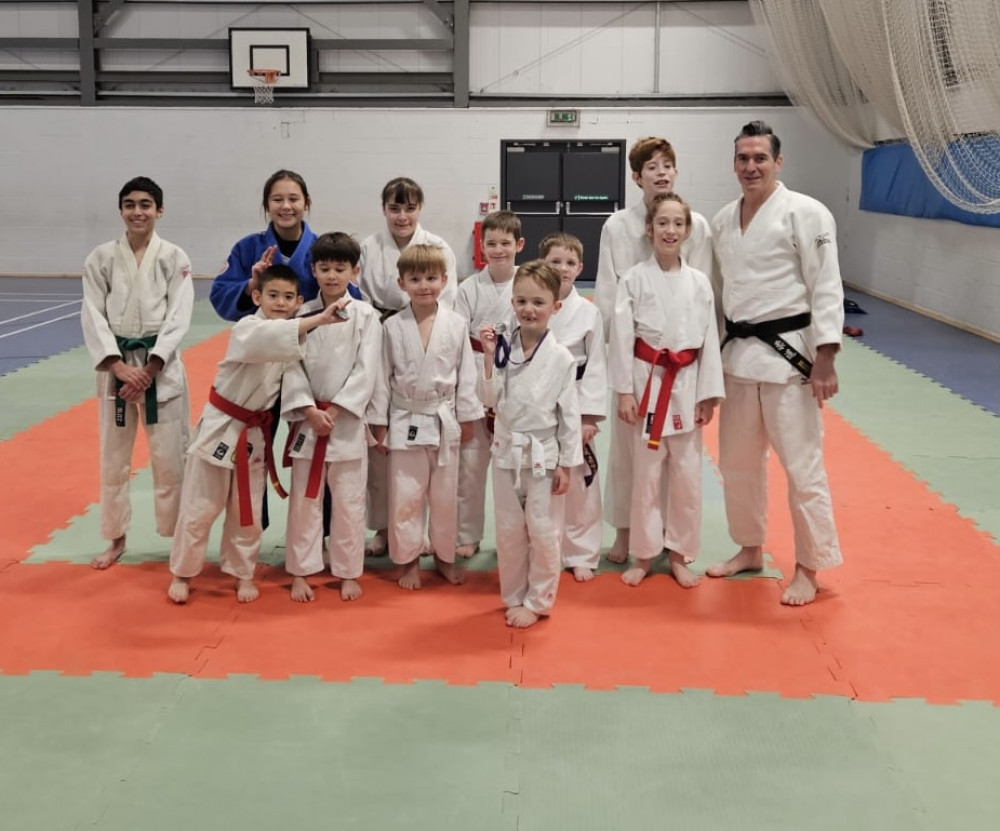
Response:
[358,226,458,314]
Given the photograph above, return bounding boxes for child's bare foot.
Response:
[167,576,190,604]
[572,567,595,582]
[365,530,389,557]
[455,542,479,559]
[290,576,315,602]
[91,535,126,570]
[340,578,363,601]
[606,528,630,564]
[236,578,259,603]
[506,606,540,628]
[781,565,819,606]
[706,546,764,577]
[435,557,467,585]
[621,556,656,586]
[667,550,700,588]
[398,560,422,590]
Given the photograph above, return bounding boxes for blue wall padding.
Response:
[860,143,1000,228]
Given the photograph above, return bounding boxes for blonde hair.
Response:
[397,243,447,277]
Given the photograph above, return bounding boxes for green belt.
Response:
[114,335,159,426]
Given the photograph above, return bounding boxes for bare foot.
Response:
[606,528,630,564]
[573,567,595,582]
[340,578,363,601]
[290,576,315,602]
[667,550,700,588]
[236,578,259,603]
[705,546,764,578]
[621,556,656,587]
[365,530,389,558]
[455,542,479,559]
[398,560,422,590]
[435,557,467,585]
[781,565,819,606]
[506,606,541,628]
[91,535,126,570]
[167,576,190,604]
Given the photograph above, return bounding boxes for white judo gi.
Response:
[547,287,607,570]
[358,225,458,533]
[594,203,714,532]
[81,232,194,542]
[281,299,382,581]
[367,305,483,566]
[358,226,458,313]
[712,181,844,571]
[477,332,583,616]
[608,257,724,562]
[169,312,306,581]
[453,268,517,548]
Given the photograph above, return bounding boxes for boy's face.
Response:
[482,229,524,275]
[253,278,303,320]
[631,150,677,202]
[398,268,446,311]
[119,190,163,235]
[383,201,422,241]
[511,277,561,340]
[646,201,691,262]
[543,245,583,300]
[313,259,359,302]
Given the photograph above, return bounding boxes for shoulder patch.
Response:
[816,232,832,248]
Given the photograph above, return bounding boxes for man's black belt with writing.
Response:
[721,312,812,378]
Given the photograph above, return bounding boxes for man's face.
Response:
[734,136,782,199]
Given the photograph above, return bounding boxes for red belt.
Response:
[633,338,698,449]
[469,336,484,354]
[282,400,332,500]
[208,387,287,527]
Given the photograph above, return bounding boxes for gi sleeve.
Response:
[455,333,486,423]
[607,273,637,396]
[365,321,392,427]
[333,313,383,420]
[149,246,194,367]
[577,307,608,419]
[210,238,258,321]
[793,202,845,349]
[593,220,619,342]
[555,361,584,469]
[280,361,314,422]
[80,245,121,369]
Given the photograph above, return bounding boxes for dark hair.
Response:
[311,232,361,267]
[538,231,583,260]
[118,176,163,209]
[262,169,311,212]
[513,260,560,302]
[481,210,522,240]
[644,192,691,228]
[735,120,781,158]
[628,137,677,174]
[259,262,301,291]
[381,177,424,207]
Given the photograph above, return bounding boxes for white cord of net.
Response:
[749,0,1000,213]
[248,71,277,105]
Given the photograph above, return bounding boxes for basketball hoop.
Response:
[247,69,280,105]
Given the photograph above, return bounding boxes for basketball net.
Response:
[247,69,279,105]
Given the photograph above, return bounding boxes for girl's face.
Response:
[267,178,308,237]
[383,201,422,244]
[647,201,691,266]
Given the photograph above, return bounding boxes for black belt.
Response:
[721,312,812,378]
[575,360,587,382]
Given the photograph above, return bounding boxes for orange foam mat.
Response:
[0,330,230,565]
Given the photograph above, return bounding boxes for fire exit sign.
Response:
[547,109,580,127]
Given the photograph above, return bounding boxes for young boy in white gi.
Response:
[609,193,725,588]
[539,232,607,582]
[594,138,714,566]
[477,261,583,629]
[281,233,382,603]
[708,120,844,606]
[359,177,457,559]
[167,264,350,605]
[367,245,483,590]
[81,176,194,570]
[454,210,525,559]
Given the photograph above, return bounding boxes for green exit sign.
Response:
[547,109,580,126]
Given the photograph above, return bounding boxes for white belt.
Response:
[391,391,460,466]
[509,426,556,489]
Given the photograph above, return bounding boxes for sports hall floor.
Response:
[1,277,998,830]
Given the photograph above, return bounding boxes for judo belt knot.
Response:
[113,334,159,426]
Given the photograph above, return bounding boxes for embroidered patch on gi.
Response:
[673,414,683,431]
[293,432,306,451]
[212,442,229,460]
[816,232,832,248]
[645,412,654,434]
[407,425,418,442]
